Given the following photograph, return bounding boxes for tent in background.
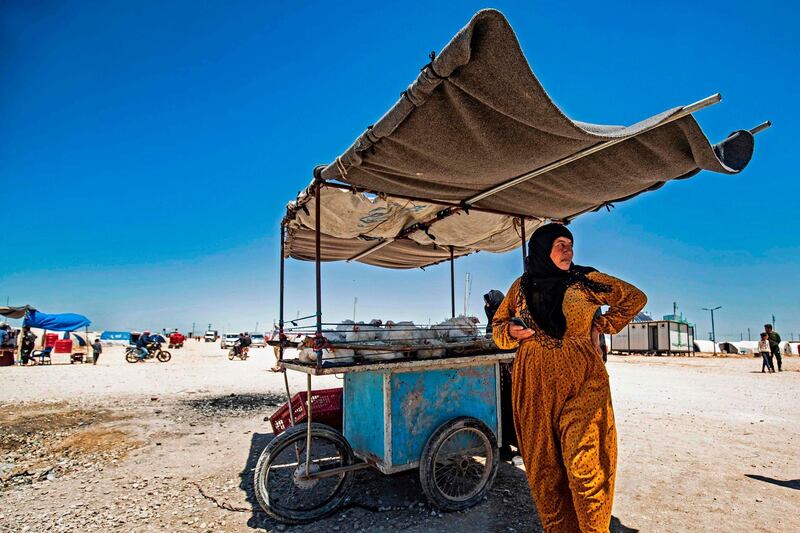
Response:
[100,331,132,345]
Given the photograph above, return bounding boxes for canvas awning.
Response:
[284,186,537,268]
[284,8,765,269]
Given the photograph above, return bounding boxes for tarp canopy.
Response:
[101,331,131,342]
[285,9,759,269]
[24,310,91,332]
[285,187,531,268]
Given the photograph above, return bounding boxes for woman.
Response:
[492,223,646,533]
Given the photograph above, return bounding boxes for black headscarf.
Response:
[483,289,505,335]
[520,223,607,339]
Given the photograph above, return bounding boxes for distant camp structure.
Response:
[611,312,696,355]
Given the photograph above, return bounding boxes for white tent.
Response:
[781,341,799,355]
[693,340,720,353]
[730,341,759,355]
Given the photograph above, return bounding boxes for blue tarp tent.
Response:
[100,331,131,343]
[24,310,91,332]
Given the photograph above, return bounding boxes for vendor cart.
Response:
[255,8,767,525]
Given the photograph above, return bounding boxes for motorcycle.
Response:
[126,342,172,363]
[228,344,249,361]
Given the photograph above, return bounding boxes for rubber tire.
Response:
[125,349,138,363]
[419,416,499,512]
[253,422,355,524]
[157,350,171,362]
[228,349,236,360]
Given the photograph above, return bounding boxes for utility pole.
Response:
[702,306,721,356]
[353,297,358,322]
[463,273,472,317]
[772,314,776,328]
[747,327,751,341]
[255,321,259,333]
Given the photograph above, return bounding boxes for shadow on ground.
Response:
[235,433,640,532]
[745,474,800,491]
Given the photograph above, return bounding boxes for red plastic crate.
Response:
[270,388,343,435]
[44,333,59,348]
[53,339,73,353]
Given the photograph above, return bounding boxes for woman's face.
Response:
[550,237,573,271]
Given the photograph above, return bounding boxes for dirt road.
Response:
[1,343,797,532]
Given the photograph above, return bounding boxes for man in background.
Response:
[92,337,103,365]
[136,330,152,362]
[765,324,782,372]
[20,326,36,365]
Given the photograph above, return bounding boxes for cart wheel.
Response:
[157,350,171,362]
[254,422,355,524]
[419,416,499,511]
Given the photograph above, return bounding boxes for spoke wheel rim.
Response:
[261,433,349,513]
[432,427,492,502]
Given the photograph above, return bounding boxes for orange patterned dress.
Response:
[492,271,646,533]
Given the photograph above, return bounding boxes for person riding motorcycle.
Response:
[233,332,252,358]
[136,330,152,362]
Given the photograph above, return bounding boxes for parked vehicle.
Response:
[220,333,240,349]
[204,330,218,342]
[249,333,266,347]
[125,342,171,363]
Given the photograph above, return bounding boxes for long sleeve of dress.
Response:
[585,271,647,334]
[492,278,522,350]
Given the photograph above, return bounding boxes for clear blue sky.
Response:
[2,1,798,340]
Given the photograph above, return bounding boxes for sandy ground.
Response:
[0,341,798,532]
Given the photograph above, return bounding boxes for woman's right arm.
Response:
[492,278,522,350]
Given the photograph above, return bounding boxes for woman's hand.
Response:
[509,324,534,340]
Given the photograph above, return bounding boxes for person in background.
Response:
[758,332,775,373]
[483,290,505,336]
[92,337,103,365]
[136,330,152,362]
[484,289,517,460]
[234,332,245,357]
[764,324,782,372]
[270,324,283,372]
[20,326,36,365]
[243,332,252,351]
[593,308,609,362]
[0,323,8,347]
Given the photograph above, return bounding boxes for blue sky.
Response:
[2,1,798,340]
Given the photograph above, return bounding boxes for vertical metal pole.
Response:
[305,373,313,471]
[449,246,455,318]
[278,223,296,428]
[279,224,286,363]
[308,181,322,471]
[711,310,717,356]
[314,181,323,367]
[520,218,527,270]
